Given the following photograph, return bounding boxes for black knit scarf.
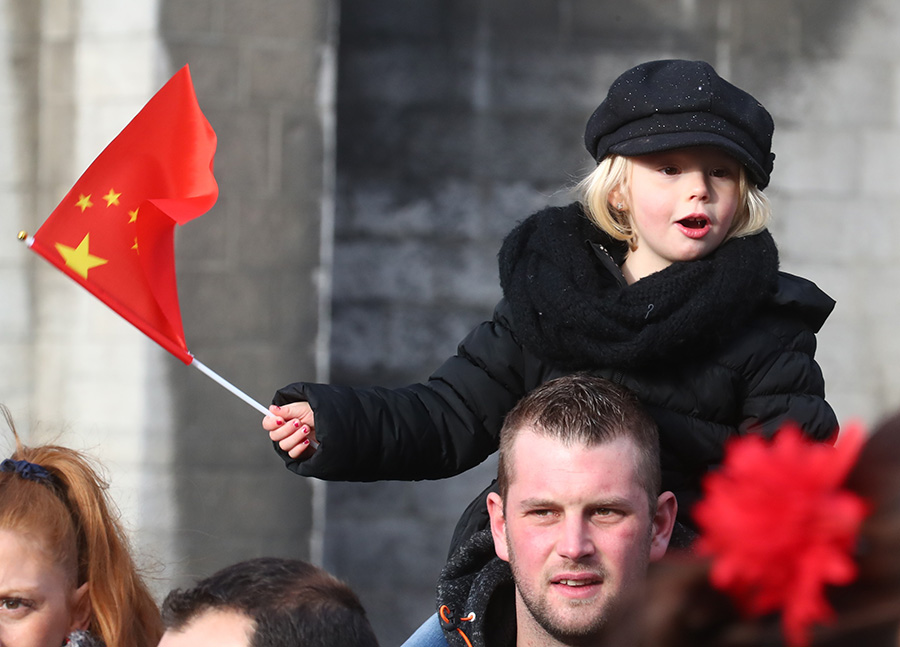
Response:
[498,203,780,370]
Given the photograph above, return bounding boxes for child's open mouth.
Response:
[676,215,711,238]
[678,216,709,229]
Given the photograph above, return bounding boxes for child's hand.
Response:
[263,403,318,459]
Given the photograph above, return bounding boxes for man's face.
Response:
[158,609,255,647]
[487,429,673,645]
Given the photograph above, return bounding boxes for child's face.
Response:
[613,147,741,282]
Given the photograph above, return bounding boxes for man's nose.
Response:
[555,516,596,560]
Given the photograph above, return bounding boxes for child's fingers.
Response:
[270,402,314,424]
[270,420,314,452]
[287,437,315,459]
[268,423,294,442]
[262,411,286,432]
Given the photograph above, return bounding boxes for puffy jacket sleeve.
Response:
[737,273,839,440]
[272,300,539,481]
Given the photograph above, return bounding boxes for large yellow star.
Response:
[55,234,108,280]
[103,189,121,207]
[75,194,93,212]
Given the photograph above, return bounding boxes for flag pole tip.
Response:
[17,230,27,241]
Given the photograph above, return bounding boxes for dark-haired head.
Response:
[497,373,662,514]
[162,557,379,647]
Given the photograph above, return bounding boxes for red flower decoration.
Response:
[694,423,869,647]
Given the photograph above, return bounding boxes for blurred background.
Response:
[1,0,899,644]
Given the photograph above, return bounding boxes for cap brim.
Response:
[609,132,768,188]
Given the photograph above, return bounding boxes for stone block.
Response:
[230,196,321,269]
[338,180,486,240]
[566,0,717,45]
[775,196,852,264]
[203,107,270,192]
[170,467,313,576]
[176,201,234,273]
[795,0,858,58]
[76,39,158,102]
[180,268,282,343]
[772,128,858,196]
[826,0,900,60]
[0,269,32,340]
[339,0,470,43]
[164,43,241,105]
[860,132,900,196]
[333,238,437,301]
[80,0,156,36]
[246,43,317,103]
[280,113,325,201]
[160,0,218,38]
[220,0,322,41]
[731,0,802,57]
[339,45,469,107]
[39,0,72,40]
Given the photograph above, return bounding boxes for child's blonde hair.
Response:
[577,154,771,250]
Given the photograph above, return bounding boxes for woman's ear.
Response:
[69,582,92,633]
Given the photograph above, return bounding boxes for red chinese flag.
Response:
[28,65,217,364]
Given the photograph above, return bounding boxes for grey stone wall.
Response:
[327,1,900,643]
[2,0,334,601]
[158,0,337,583]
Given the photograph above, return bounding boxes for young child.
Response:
[263,57,836,561]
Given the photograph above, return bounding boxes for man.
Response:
[158,557,379,647]
[435,374,677,647]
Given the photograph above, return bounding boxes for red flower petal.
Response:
[694,423,869,646]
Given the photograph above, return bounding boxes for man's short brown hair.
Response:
[497,374,661,514]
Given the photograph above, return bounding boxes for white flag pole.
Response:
[190,357,272,417]
[191,358,320,449]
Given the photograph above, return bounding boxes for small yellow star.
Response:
[128,207,139,224]
[75,194,93,212]
[103,189,121,207]
[55,234,108,280]
[132,238,139,254]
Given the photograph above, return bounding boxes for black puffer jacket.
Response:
[273,203,837,547]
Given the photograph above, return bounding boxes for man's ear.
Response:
[486,491,510,562]
[649,491,678,562]
[69,582,92,633]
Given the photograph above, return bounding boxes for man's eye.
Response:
[592,508,624,520]
[526,508,559,519]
